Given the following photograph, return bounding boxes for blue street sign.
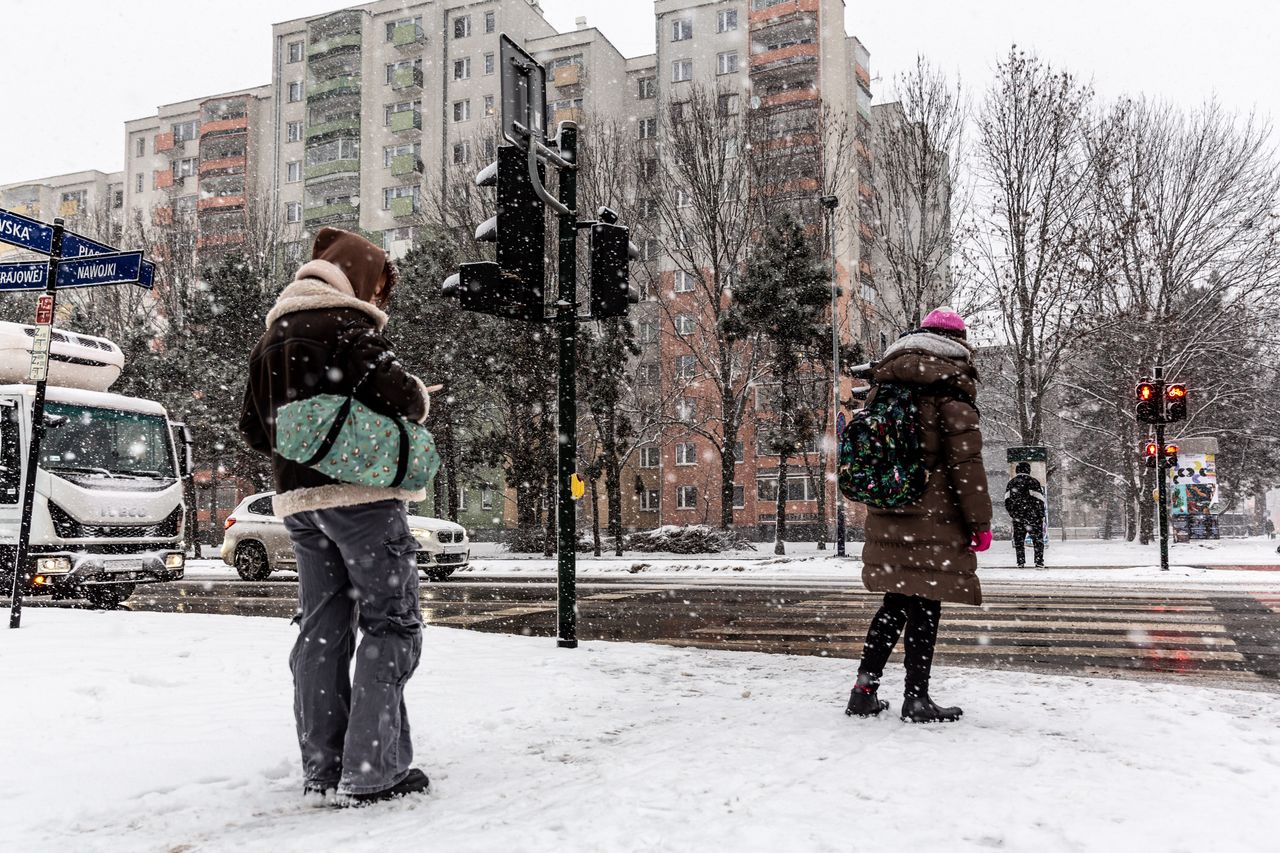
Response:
[61,230,155,291]
[54,251,143,288]
[0,208,54,255]
[836,411,847,438]
[0,262,48,291]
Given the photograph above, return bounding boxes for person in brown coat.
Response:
[845,307,992,723]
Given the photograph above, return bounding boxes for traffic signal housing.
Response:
[1136,381,1162,424]
[588,220,639,319]
[1165,444,1179,470]
[1143,440,1159,469]
[1165,384,1188,422]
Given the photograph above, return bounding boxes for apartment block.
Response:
[0,170,124,261]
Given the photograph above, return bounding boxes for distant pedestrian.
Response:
[1005,462,1046,567]
[240,227,433,804]
[845,308,992,724]
[1266,518,1275,540]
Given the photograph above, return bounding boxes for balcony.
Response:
[759,88,818,109]
[391,66,423,92]
[750,41,819,71]
[748,0,819,25]
[552,64,582,88]
[306,116,360,142]
[308,32,361,60]
[152,206,173,227]
[197,195,245,213]
[392,23,425,49]
[304,201,359,224]
[390,197,418,219]
[390,110,422,134]
[154,170,174,190]
[154,132,175,153]
[199,155,246,176]
[390,154,424,177]
[551,107,584,126]
[200,116,249,137]
[308,75,361,101]
[197,232,247,251]
[305,159,360,181]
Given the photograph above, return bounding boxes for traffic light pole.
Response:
[1154,365,1169,572]
[555,123,578,648]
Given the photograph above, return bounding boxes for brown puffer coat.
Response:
[860,332,992,605]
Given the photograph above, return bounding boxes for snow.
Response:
[3,610,1278,852]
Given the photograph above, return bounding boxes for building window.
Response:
[677,485,698,510]
[484,11,496,33]
[288,81,303,102]
[637,362,660,386]
[672,59,693,83]
[453,141,471,164]
[483,135,496,160]
[734,442,744,463]
[675,314,695,335]
[454,57,471,80]
[458,487,469,511]
[638,117,657,140]
[718,10,738,32]
[484,95,495,116]
[640,489,660,511]
[386,16,423,41]
[285,202,302,223]
[383,185,420,209]
[484,52,495,75]
[453,100,471,122]
[385,225,415,244]
[173,120,199,142]
[676,188,692,208]
[638,77,656,99]
[173,157,197,178]
[717,94,740,117]
[676,442,697,466]
[174,195,196,215]
[481,487,494,510]
[675,355,697,380]
[383,142,419,167]
[733,484,745,509]
[286,121,303,143]
[386,59,422,85]
[674,270,695,293]
[287,40,303,63]
[638,320,658,343]
[758,477,818,502]
[453,15,471,39]
[135,174,143,193]
[385,101,416,124]
[111,190,123,209]
[672,18,692,41]
[677,227,693,248]
[639,447,660,468]
[717,51,739,75]
[639,238,659,262]
[676,398,696,423]
[640,158,658,180]
[135,137,145,157]
[286,161,302,183]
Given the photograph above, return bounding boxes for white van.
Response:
[0,322,186,608]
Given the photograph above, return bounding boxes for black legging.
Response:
[857,592,942,697]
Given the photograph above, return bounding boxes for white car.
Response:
[220,492,470,582]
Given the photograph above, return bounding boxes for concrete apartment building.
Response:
[0,170,125,262]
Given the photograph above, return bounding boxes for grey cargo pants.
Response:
[284,499,423,795]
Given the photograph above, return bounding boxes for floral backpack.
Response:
[837,382,928,509]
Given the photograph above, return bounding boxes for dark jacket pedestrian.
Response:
[240,227,432,803]
[1005,462,1046,567]
[847,308,992,724]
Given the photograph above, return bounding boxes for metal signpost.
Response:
[0,208,153,628]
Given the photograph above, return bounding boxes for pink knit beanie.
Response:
[921,306,966,338]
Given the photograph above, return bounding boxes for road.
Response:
[84,572,1280,690]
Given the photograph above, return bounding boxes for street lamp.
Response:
[819,194,846,557]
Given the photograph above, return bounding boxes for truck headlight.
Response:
[36,556,72,574]
[164,553,185,569]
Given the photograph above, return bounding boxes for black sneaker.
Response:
[346,768,430,805]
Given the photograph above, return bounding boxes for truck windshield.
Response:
[40,402,176,480]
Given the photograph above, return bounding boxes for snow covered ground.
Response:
[4,610,1278,852]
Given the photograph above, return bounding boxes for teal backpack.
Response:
[837,382,928,508]
[275,350,440,491]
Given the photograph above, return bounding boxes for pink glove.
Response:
[969,530,992,553]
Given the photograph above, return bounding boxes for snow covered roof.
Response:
[0,384,168,417]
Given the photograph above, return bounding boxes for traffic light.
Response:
[1143,440,1159,469]
[1165,444,1179,470]
[442,145,547,321]
[588,219,639,319]
[1165,384,1188,422]
[1136,380,1162,424]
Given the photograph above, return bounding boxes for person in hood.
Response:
[240,227,432,804]
[845,308,992,723]
[1005,462,1046,567]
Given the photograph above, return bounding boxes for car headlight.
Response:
[410,527,433,542]
[165,553,185,569]
[37,556,73,574]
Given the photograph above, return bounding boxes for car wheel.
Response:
[82,584,135,610]
[424,567,456,582]
[235,542,272,581]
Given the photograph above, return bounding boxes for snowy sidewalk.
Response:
[5,610,1277,852]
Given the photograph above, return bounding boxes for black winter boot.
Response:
[901,693,963,723]
[845,672,890,717]
[345,768,431,806]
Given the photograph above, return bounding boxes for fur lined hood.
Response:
[265,259,389,331]
[881,330,974,363]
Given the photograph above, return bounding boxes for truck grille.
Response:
[49,502,183,540]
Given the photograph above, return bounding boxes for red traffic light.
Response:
[1166,384,1186,399]
[1144,441,1159,457]
[1165,444,1178,456]
[1137,382,1156,401]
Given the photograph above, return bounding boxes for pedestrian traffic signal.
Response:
[441,145,547,321]
[1143,440,1159,469]
[1165,384,1188,422]
[1136,381,1162,424]
[588,220,639,319]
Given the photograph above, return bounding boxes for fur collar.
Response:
[265,259,389,330]
[882,330,973,363]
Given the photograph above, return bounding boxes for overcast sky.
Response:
[1,0,1275,186]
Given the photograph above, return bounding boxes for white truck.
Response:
[0,321,187,608]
